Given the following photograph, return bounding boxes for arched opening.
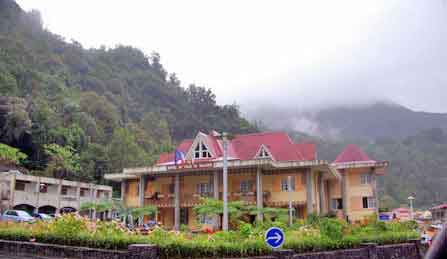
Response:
[60,207,76,214]
[38,205,57,215]
[13,204,35,215]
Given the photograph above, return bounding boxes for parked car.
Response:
[32,213,53,221]
[1,210,35,223]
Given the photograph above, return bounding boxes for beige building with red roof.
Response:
[105,131,388,229]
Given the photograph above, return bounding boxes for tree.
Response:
[0,71,18,95]
[43,143,80,178]
[0,143,27,164]
[107,128,148,173]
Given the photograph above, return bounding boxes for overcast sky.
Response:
[16,0,447,113]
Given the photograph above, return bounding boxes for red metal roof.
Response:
[333,144,375,164]
[156,131,317,165]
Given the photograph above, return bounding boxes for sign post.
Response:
[265,227,285,250]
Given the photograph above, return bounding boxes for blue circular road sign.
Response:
[265,227,285,249]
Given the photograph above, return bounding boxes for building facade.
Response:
[0,170,112,216]
[105,131,388,229]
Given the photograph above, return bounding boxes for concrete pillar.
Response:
[318,172,326,215]
[92,187,97,220]
[326,180,331,213]
[372,168,379,217]
[256,167,263,221]
[213,171,219,199]
[139,176,146,225]
[341,170,348,221]
[56,179,62,215]
[35,177,41,213]
[75,183,81,214]
[174,174,180,231]
[121,180,127,201]
[306,169,314,215]
[213,171,220,230]
[9,173,16,210]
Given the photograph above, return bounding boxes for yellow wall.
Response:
[343,168,376,221]
[263,171,307,202]
[127,166,381,227]
[125,180,139,207]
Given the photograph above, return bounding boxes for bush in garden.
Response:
[0,214,420,258]
[238,223,252,238]
[318,218,346,240]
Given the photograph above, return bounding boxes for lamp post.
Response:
[222,132,229,231]
[408,196,415,220]
[288,176,293,226]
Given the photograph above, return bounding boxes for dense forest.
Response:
[0,0,255,183]
[285,127,447,209]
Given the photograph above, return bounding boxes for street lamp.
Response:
[222,132,229,231]
[408,196,415,220]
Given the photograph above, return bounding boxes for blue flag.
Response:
[174,149,185,165]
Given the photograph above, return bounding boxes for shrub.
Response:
[238,223,252,238]
[0,214,419,258]
[319,218,346,240]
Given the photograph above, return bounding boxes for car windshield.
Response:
[16,211,31,217]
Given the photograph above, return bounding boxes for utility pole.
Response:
[222,132,229,231]
[288,176,293,226]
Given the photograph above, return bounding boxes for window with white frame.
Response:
[280,177,295,192]
[197,182,211,196]
[198,215,214,225]
[362,197,376,209]
[240,180,253,193]
[360,173,373,185]
[193,140,212,159]
[331,198,343,210]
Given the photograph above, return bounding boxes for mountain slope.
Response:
[0,0,256,180]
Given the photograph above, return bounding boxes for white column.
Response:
[56,179,62,215]
[35,177,41,213]
[213,171,220,229]
[75,183,81,213]
[174,174,180,231]
[256,167,263,221]
[92,187,97,220]
[319,173,326,215]
[306,169,314,215]
[9,173,16,210]
[213,171,219,199]
[341,170,348,221]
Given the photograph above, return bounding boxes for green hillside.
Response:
[0,0,256,182]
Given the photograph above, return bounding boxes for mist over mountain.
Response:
[247,101,447,140]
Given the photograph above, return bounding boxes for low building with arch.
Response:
[0,170,112,216]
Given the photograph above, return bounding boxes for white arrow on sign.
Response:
[267,232,282,244]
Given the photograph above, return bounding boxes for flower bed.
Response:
[0,214,419,258]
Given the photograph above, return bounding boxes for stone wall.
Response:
[0,239,426,259]
[0,239,158,259]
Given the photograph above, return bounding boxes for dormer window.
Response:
[259,148,270,158]
[194,140,212,159]
[255,145,272,159]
